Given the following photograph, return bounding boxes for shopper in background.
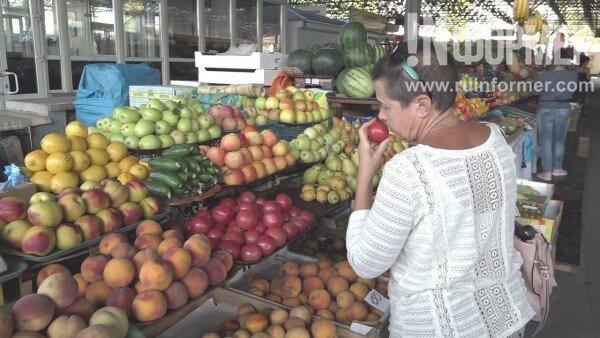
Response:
[346,41,534,337]
[577,53,591,104]
[534,49,579,181]
[472,61,493,83]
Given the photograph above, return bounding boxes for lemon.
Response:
[24,150,48,172]
[30,171,55,192]
[46,152,74,174]
[128,164,149,180]
[50,171,80,194]
[118,156,139,173]
[117,172,134,184]
[68,136,88,152]
[79,165,107,182]
[86,133,110,150]
[105,162,121,178]
[106,142,127,162]
[65,120,88,138]
[70,151,91,172]
[41,133,71,154]
[20,166,34,178]
[86,148,110,166]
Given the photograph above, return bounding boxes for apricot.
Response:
[280,276,302,298]
[266,325,286,338]
[106,287,136,315]
[308,289,331,311]
[290,306,312,324]
[219,319,241,336]
[315,309,335,320]
[284,327,310,338]
[271,278,282,296]
[164,281,189,309]
[269,308,289,326]
[37,273,79,309]
[242,313,269,334]
[376,280,388,297]
[237,303,257,318]
[109,242,138,259]
[316,258,334,270]
[162,247,192,279]
[349,283,369,301]
[283,317,306,330]
[298,293,308,305]
[181,267,209,298]
[184,234,212,267]
[136,219,163,236]
[250,278,271,294]
[73,273,90,298]
[369,305,385,318]
[59,298,94,322]
[336,290,355,309]
[280,260,300,276]
[212,250,234,272]
[311,318,337,338]
[103,257,136,288]
[81,254,109,283]
[134,233,162,251]
[327,301,338,314]
[302,276,325,297]
[202,258,228,286]
[36,263,70,287]
[318,267,339,284]
[299,262,319,278]
[334,309,351,325]
[282,297,301,307]
[233,330,252,338]
[356,277,376,290]
[200,333,219,338]
[98,233,128,255]
[249,287,265,297]
[85,280,112,307]
[266,294,282,304]
[158,236,183,255]
[334,261,357,283]
[132,290,167,322]
[75,324,120,338]
[249,273,266,284]
[139,258,174,291]
[326,276,349,297]
[366,313,380,322]
[346,302,368,322]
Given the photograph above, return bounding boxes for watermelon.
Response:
[335,69,350,94]
[371,43,387,62]
[321,42,343,54]
[363,64,374,73]
[339,22,368,48]
[343,67,375,98]
[343,41,374,68]
[307,44,323,54]
[312,49,344,76]
[288,49,314,73]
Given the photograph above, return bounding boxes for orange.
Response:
[24,150,48,172]
[106,142,128,162]
[50,171,80,194]
[79,165,107,182]
[118,156,139,173]
[30,171,55,192]
[86,133,110,150]
[128,164,149,180]
[46,152,74,174]
[41,133,71,154]
[105,162,121,179]
[70,151,91,172]
[65,121,88,138]
[68,136,88,152]
[86,148,110,166]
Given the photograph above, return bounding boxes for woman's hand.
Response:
[357,119,391,181]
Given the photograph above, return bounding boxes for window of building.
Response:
[236,0,257,47]
[168,0,197,59]
[124,0,161,58]
[67,0,116,56]
[263,1,281,52]
[204,0,230,53]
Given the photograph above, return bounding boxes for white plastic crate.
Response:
[197,68,281,86]
[194,51,287,70]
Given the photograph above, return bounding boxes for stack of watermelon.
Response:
[286,22,387,98]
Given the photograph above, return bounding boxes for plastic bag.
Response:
[73,63,160,126]
[0,164,27,191]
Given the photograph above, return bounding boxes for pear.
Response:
[342,158,357,176]
[326,157,342,171]
[346,176,357,192]
[327,191,340,205]
[326,177,345,191]
[317,170,334,185]
[302,165,321,184]
[351,149,360,168]
[300,189,316,202]
[316,190,328,203]
[372,170,382,187]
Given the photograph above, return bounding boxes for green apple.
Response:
[317,146,328,159]
[147,98,166,111]
[290,147,300,160]
[316,136,325,146]
[177,118,192,133]
[190,119,200,132]
[113,106,130,120]
[120,123,136,137]
[96,117,108,130]
[197,115,214,130]
[134,119,156,138]
[256,115,268,125]
[124,135,140,149]
[185,132,198,144]
[295,110,308,124]
[80,181,103,190]
[319,107,330,120]
[162,110,179,126]
[265,97,280,110]
[169,130,186,144]
[139,108,162,122]
[139,135,162,149]
[118,108,140,123]
[110,134,126,143]
[291,91,306,102]
[313,124,326,135]
[192,103,205,114]
[158,134,175,148]
[246,117,256,126]
[296,135,311,151]
[306,111,314,123]
[305,90,315,103]
[279,108,295,123]
[155,120,172,135]
[323,133,335,145]
[207,125,222,139]
[174,95,189,106]
[197,129,211,142]
[300,150,315,163]
[101,131,113,139]
[108,120,123,135]
[304,127,318,140]
[180,107,195,119]
[313,151,321,162]
[255,97,267,110]
[163,100,179,110]
[312,109,322,122]
[310,140,320,151]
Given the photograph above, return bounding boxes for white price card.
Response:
[364,289,390,313]
[312,78,320,85]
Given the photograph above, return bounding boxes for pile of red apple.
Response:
[0,180,164,256]
[207,104,269,132]
[183,191,316,263]
[202,128,296,186]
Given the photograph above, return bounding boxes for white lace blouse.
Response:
[347,124,535,337]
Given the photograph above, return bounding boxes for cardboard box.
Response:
[0,183,36,201]
[129,85,197,107]
[516,179,554,218]
[516,200,563,243]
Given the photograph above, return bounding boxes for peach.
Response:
[139,258,174,291]
[334,261,357,283]
[37,273,79,309]
[162,247,192,279]
[132,290,167,322]
[21,225,56,256]
[134,233,162,251]
[219,319,241,336]
[133,248,159,273]
[250,278,271,294]
[334,309,351,325]
[181,267,209,298]
[298,293,308,305]
[280,260,300,276]
[266,294,282,304]
[326,276,349,297]
[346,302,368,322]
[89,307,129,337]
[157,237,183,255]
[237,303,257,318]
[85,280,112,307]
[285,327,310,338]
[47,315,87,338]
[103,257,136,287]
[317,258,333,270]
[311,318,337,338]
[211,250,234,272]
[290,306,312,324]
[36,263,71,286]
[11,294,55,331]
[269,308,289,326]
[336,290,355,309]
[98,233,128,255]
[309,289,331,311]
[349,283,369,301]
[299,262,319,278]
[106,287,136,315]
[136,219,163,236]
[302,276,325,297]
[164,281,189,309]
[201,333,220,338]
[366,313,380,322]
[283,297,301,307]
[315,309,335,320]
[241,313,268,334]
[184,234,212,267]
[318,267,339,284]
[110,242,137,259]
[356,277,376,290]
[134,280,150,293]
[59,298,94,322]
[0,312,12,338]
[266,325,286,338]
[283,318,306,330]
[281,276,302,298]
[81,254,109,283]
[328,301,338,314]
[161,229,184,241]
[271,277,282,296]
[250,287,265,297]
[74,324,119,338]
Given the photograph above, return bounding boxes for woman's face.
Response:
[476,64,485,75]
[375,80,422,141]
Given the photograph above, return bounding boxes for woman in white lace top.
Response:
[346,42,534,337]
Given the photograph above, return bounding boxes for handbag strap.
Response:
[531,240,552,337]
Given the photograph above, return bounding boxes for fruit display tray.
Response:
[0,211,170,263]
[0,254,28,283]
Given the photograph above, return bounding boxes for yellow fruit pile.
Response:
[23,121,148,194]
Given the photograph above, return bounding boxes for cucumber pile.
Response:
[144,144,221,199]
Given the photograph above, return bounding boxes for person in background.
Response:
[471,61,489,83]
[578,53,591,82]
[534,48,579,180]
[346,40,533,337]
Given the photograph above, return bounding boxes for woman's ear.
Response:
[415,94,433,117]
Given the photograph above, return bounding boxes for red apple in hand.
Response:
[368,119,389,143]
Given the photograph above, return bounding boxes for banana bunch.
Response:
[524,11,544,35]
[513,0,530,22]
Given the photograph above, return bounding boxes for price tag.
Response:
[312,78,320,85]
[364,289,390,313]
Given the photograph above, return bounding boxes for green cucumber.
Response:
[175,172,188,182]
[205,166,220,175]
[185,158,200,173]
[192,155,208,163]
[144,180,172,199]
[162,144,193,157]
[149,171,184,189]
[148,156,183,172]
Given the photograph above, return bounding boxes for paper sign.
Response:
[312,78,320,85]
[350,322,374,335]
[364,289,390,313]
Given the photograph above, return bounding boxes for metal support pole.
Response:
[56,0,72,92]
[29,0,48,97]
[198,0,205,53]
[230,0,237,48]
[114,0,126,63]
[257,0,264,52]
[159,0,170,84]
[280,2,287,53]
[404,0,421,42]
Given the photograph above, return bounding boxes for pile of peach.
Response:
[246,259,388,326]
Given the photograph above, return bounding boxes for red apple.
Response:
[243,229,262,245]
[275,194,292,212]
[257,235,277,255]
[211,205,234,225]
[265,227,287,247]
[238,134,249,148]
[221,231,244,246]
[289,206,301,217]
[220,134,241,152]
[290,217,310,233]
[218,240,241,260]
[223,169,245,186]
[206,228,224,241]
[282,222,299,240]
[299,211,316,224]
[139,196,164,218]
[236,210,258,230]
[188,215,213,235]
[207,147,227,167]
[240,243,263,262]
[263,211,284,228]
[241,165,258,184]
[260,130,278,147]
[57,187,83,199]
[74,215,103,240]
[262,201,281,213]
[224,151,245,170]
[81,189,110,214]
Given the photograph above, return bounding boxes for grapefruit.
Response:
[68,136,88,151]
[30,171,55,192]
[79,165,108,182]
[65,121,88,138]
[50,171,80,194]
[41,133,71,154]
[106,142,127,162]
[105,162,121,178]
[128,164,149,180]
[45,152,74,174]
[86,148,110,166]
[86,133,110,150]
[24,150,48,172]
[70,151,91,172]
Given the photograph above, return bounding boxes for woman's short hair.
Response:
[372,40,458,113]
